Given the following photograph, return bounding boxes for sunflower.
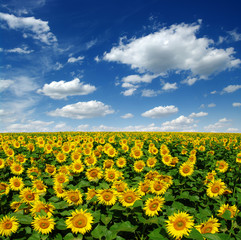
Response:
[0,216,19,237]
[106,147,117,158]
[66,209,94,235]
[71,160,84,173]
[119,188,140,207]
[10,201,22,212]
[146,157,157,168]
[9,177,24,191]
[116,157,127,168]
[32,216,55,234]
[160,145,170,156]
[58,165,70,175]
[83,147,92,156]
[216,160,228,173]
[179,162,194,177]
[71,151,82,161]
[187,155,196,164]
[203,170,216,185]
[31,201,55,217]
[15,153,27,164]
[86,188,97,201]
[86,167,103,181]
[10,162,24,175]
[32,179,47,194]
[207,179,226,198]
[149,147,158,155]
[53,184,65,198]
[218,204,239,218]
[97,189,117,206]
[122,144,129,152]
[61,143,71,154]
[53,173,69,185]
[162,154,173,166]
[5,148,14,157]
[138,180,151,196]
[166,211,194,240]
[103,159,114,169]
[131,148,143,159]
[133,160,145,173]
[0,182,10,196]
[45,164,56,175]
[236,152,241,163]
[56,152,67,163]
[27,167,41,180]
[150,180,168,195]
[64,189,83,205]
[196,216,220,234]
[20,188,39,204]
[104,168,120,182]
[84,155,97,166]
[143,196,165,217]
[145,170,159,181]
[0,158,5,169]
[156,175,173,187]
[112,180,128,193]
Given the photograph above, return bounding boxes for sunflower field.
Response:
[0,132,241,240]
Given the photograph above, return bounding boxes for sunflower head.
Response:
[0,215,19,237]
[32,216,55,234]
[64,189,83,205]
[196,216,220,234]
[97,189,117,206]
[9,177,24,191]
[143,196,165,217]
[207,179,226,198]
[179,162,194,177]
[119,188,140,207]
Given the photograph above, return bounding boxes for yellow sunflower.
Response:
[138,180,151,196]
[216,160,228,173]
[146,157,157,168]
[116,157,127,168]
[162,154,173,166]
[86,188,97,201]
[236,152,241,163]
[150,180,168,195]
[106,147,117,158]
[133,160,145,173]
[45,164,56,175]
[71,151,82,161]
[119,188,140,207]
[66,209,94,235]
[179,162,194,177]
[203,170,216,185]
[84,155,97,166]
[103,159,114,169]
[27,167,41,180]
[0,216,19,237]
[71,160,84,173]
[111,180,128,193]
[32,216,55,234]
[196,216,220,234]
[31,201,55,217]
[207,179,226,198]
[10,201,22,212]
[64,189,83,205]
[0,158,5,169]
[143,196,165,217]
[0,182,10,196]
[20,187,39,204]
[86,167,103,181]
[166,211,194,239]
[9,176,24,191]
[56,152,67,163]
[53,184,65,198]
[131,148,143,159]
[218,204,239,218]
[32,179,47,194]
[97,189,117,206]
[104,168,120,182]
[10,162,24,175]
[145,170,159,181]
[53,173,69,185]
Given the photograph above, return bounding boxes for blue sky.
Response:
[0,0,241,132]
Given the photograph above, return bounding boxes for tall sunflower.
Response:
[20,187,39,204]
[64,189,83,205]
[86,167,103,181]
[166,211,194,239]
[207,179,226,198]
[133,160,145,173]
[216,160,228,173]
[143,196,165,217]
[71,160,84,174]
[104,168,120,182]
[150,180,168,195]
[196,216,220,234]
[10,162,24,175]
[9,176,24,191]
[0,182,10,196]
[179,162,194,177]
[218,204,239,218]
[97,189,117,206]
[31,201,55,217]
[66,209,94,235]
[32,216,55,234]
[0,216,19,237]
[119,188,140,207]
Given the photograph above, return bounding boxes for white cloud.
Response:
[189,112,208,117]
[228,30,241,42]
[181,77,198,86]
[6,46,33,54]
[226,128,239,132]
[161,115,197,131]
[104,22,240,78]
[222,84,241,94]
[37,78,96,99]
[210,90,217,94]
[141,89,159,97]
[142,105,178,118]
[162,82,178,91]
[86,39,97,49]
[67,56,84,63]
[208,103,216,108]
[94,55,101,62]
[204,118,231,132]
[121,88,137,96]
[76,124,90,131]
[232,102,241,107]
[121,113,134,119]
[54,62,63,70]
[0,79,14,92]
[0,12,57,45]
[48,100,114,119]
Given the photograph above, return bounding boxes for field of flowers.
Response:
[0,132,241,240]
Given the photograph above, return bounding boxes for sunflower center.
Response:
[90,170,98,177]
[72,214,87,228]
[103,192,113,201]
[203,226,212,233]
[150,202,159,211]
[58,176,65,183]
[26,193,35,201]
[154,182,163,191]
[14,181,21,187]
[36,183,44,190]
[174,220,186,230]
[88,158,94,164]
[39,220,50,229]
[183,167,190,173]
[211,185,220,193]
[70,193,79,202]
[75,164,81,170]
[136,164,143,169]
[108,173,115,179]
[124,194,135,203]
[0,183,7,190]
[141,185,149,192]
[3,221,12,229]
[47,167,54,173]
[15,165,21,171]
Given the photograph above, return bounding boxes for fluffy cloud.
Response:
[48,100,114,119]
[141,89,159,97]
[189,112,208,117]
[208,103,216,108]
[67,56,84,63]
[222,84,241,93]
[37,78,96,99]
[0,79,14,92]
[104,22,240,78]
[1,46,33,54]
[141,105,178,118]
[161,115,197,131]
[226,128,239,132]
[0,12,57,45]
[121,88,137,96]
[181,77,198,86]
[232,102,241,107]
[121,113,134,119]
[162,82,178,91]
[204,118,231,132]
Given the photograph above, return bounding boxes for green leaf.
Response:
[14,214,33,224]
[148,228,168,240]
[221,210,233,220]
[202,233,222,240]
[25,226,32,234]
[101,214,112,225]
[110,203,125,211]
[60,210,71,216]
[27,232,41,240]
[54,233,63,240]
[53,201,69,210]
[179,191,189,199]
[63,233,75,240]
[132,200,143,208]
[92,210,101,223]
[187,228,204,240]
[109,221,138,234]
[77,180,90,188]
[91,224,108,239]
[56,219,67,230]
[48,196,59,202]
